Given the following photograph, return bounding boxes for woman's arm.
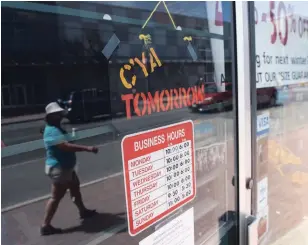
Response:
[57,142,98,153]
[43,126,98,153]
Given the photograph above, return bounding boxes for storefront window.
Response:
[1,2,240,245]
[252,1,308,244]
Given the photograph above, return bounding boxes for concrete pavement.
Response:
[1,113,45,125]
[2,174,129,245]
[1,168,231,245]
[269,219,308,245]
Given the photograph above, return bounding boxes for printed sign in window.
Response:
[139,207,195,245]
[121,120,196,236]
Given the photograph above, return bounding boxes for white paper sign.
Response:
[257,206,269,241]
[255,1,308,88]
[257,177,268,212]
[139,207,194,245]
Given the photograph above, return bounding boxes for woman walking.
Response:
[41,102,98,235]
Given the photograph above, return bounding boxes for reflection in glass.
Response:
[1,2,237,245]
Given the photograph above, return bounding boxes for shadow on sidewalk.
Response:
[61,212,126,234]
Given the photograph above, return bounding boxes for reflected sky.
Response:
[98,1,232,22]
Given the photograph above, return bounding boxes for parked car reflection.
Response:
[189,82,232,113]
[190,81,278,113]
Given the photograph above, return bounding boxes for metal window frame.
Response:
[234,2,253,245]
[247,1,258,218]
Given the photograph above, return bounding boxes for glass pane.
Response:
[1,2,238,245]
[252,1,308,244]
[14,85,26,105]
[2,86,11,106]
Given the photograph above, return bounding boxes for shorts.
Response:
[45,165,75,184]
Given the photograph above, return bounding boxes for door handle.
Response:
[231,176,254,189]
[246,178,254,189]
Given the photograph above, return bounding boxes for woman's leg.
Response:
[68,171,86,212]
[41,182,67,235]
[69,171,97,218]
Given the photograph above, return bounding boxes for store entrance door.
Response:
[105,1,244,245]
[1,1,254,245]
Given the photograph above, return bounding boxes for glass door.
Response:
[249,1,308,245]
[1,2,245,245]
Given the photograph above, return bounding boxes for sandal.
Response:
[40,225,62,236]
[80,209,98,219]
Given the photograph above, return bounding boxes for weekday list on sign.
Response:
[121,120,196,236]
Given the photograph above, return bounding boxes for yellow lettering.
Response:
[183,36,192,42]
[134,57,149,77]
[150,54,157,73]
[149,48,162,67]
[120,64,136,89]
[120,47,162,89]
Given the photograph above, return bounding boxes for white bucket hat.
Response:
[45,102,65,115]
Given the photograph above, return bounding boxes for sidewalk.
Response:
[265,125,308,245]
[1,113,45,125]
[270,219,308,245]
[2,174,128,245]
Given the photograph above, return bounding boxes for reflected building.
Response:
[2,1,232,117]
